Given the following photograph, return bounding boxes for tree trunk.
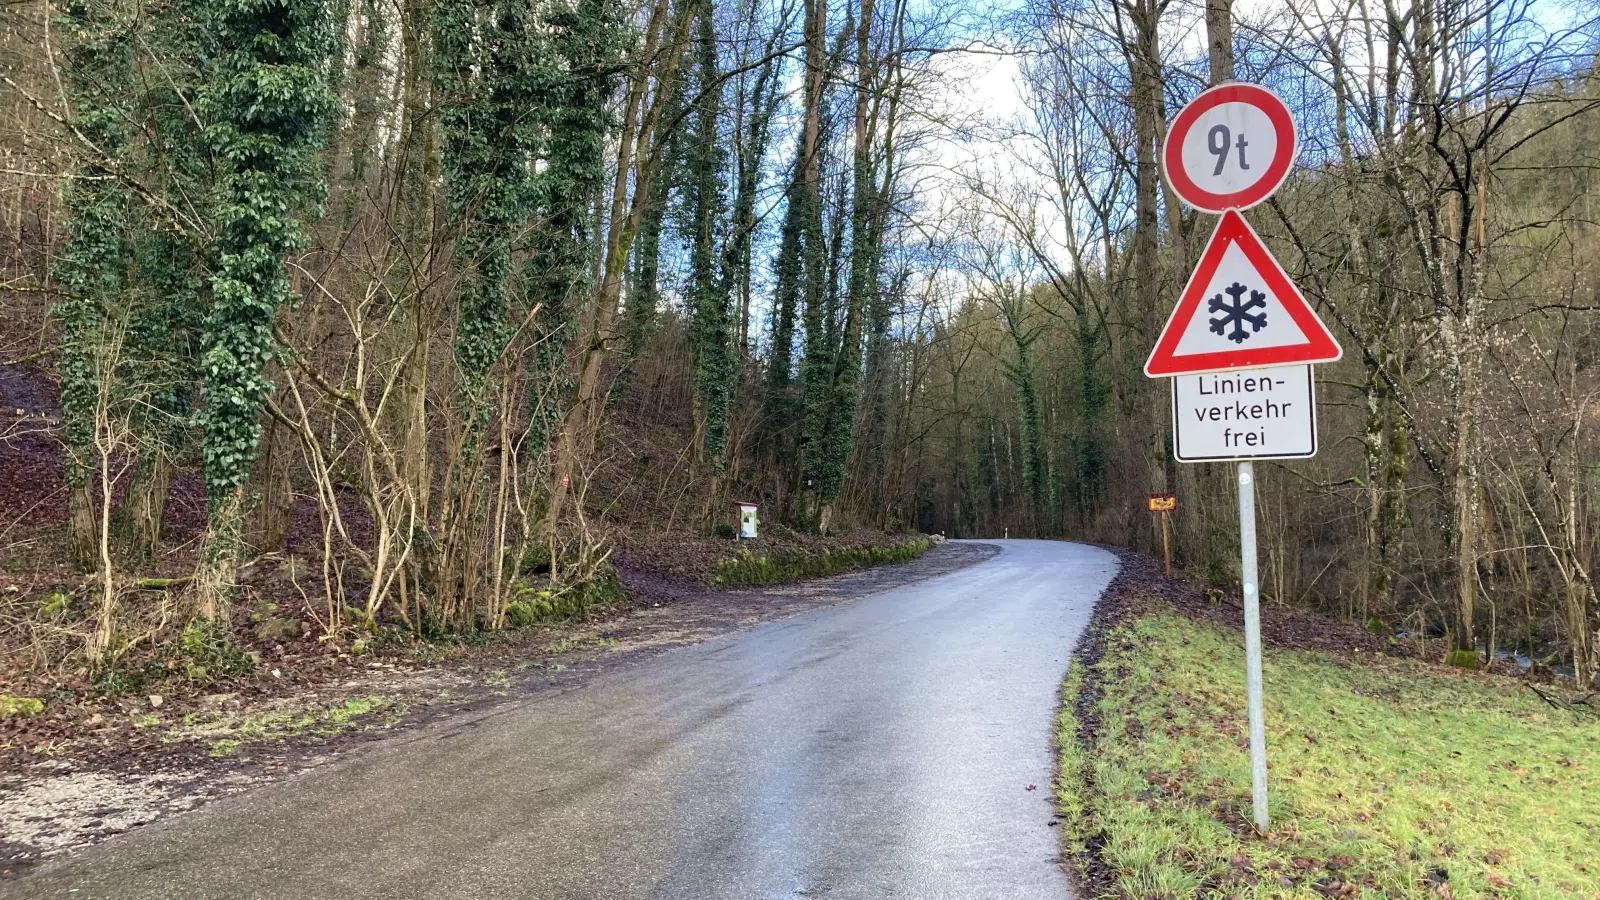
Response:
[248,409,294,553]
[1129,0,1166,552]
[195,490,246,620]
[1449,327,1481,656]
[1205,0,1234,83]
[123,451,173,559]
[545,0,686,529]
[795,0,830,529]
[68,479,97,571]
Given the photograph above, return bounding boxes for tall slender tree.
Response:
[684,2,736,520]
[190,0,335,618]
[794,0,831,529]
[54,0,135,571]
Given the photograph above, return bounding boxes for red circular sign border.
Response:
[1163,83,1297,213]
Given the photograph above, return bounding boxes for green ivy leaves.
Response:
[193,0,334,507]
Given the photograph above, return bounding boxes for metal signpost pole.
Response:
[1237,460,1268,833]
[1154,81,1336,840]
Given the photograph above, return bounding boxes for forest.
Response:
[0,0,1596,689]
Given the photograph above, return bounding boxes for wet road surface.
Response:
[6,540,1117,899]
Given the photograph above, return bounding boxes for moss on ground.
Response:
[1059,614,1600,898]
[0,694,44,719]
[710,537,933,587]
[164,696,399,757]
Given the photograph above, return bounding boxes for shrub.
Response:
[503,566,627,628]
[176,617,257,683]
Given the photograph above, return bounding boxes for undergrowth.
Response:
[709,536,933,587]
[503,566,627,628]
[93,617,257,696]
[1058,614,1600,899]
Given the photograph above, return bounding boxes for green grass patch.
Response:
[165,696,399,757]
[1059,613,1600,898]
[710,537,932,587]
[1056,663,1088,848]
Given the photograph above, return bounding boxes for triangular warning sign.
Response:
[1145,210,1341,377]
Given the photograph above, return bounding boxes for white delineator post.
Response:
[1237,461,1268,832]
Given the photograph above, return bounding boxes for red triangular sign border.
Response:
[1144,209,1341,377]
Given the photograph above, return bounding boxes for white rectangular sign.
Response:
[1172,364,1317,462]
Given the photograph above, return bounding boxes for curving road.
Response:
[6,540,1117,900]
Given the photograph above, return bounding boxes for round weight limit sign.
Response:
[1163,83,1297,213]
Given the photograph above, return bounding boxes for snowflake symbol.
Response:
[1208,282,1268,344]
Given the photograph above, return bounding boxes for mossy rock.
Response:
[256,617,303,642]
[0,695,45,719]
[1445,649,1480,669]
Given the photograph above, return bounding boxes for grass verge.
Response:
[709,536,934,587]
[1059,610,1600,898]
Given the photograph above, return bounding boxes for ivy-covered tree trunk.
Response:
[428,0,620,627]
[191,0,334,619]
[684,4,734,528]
[54,0,135,572]
[802,0,875,534]
[852,7,907,528]
[431,0,536,628]
[722,11,785,361]
[527,0,623,459]
[543,0,682,530]
[757,157,804,519]
[794,0,830,530]
[762,163,803,417]
[1012,342,1046,528]
[342,0,392,188]
[1072,310,1109,526]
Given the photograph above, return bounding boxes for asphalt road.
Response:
[7,540,1117,900]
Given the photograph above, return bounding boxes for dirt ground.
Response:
[0,540,997,876]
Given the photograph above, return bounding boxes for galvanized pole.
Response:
[1237,461,1269,832]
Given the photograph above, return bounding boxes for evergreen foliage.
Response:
[435,0,623,423]
[762,164,804,416]
[186,0,335,616]
[434,2,534,412]
[684,6,735,472]
[191,0,335,504]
